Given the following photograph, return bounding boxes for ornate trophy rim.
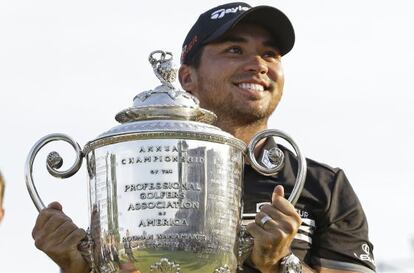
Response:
[83,130,246,155]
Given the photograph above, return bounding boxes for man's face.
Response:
[185,23,284,125]
[0,196,3,223]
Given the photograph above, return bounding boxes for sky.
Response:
[0,0,414,272]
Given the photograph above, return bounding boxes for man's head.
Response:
[0,172,5,223]
[179,2,294,128]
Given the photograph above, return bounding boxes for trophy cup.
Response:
[25,50,307,273]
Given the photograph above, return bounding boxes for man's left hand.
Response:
[246,185,302,273]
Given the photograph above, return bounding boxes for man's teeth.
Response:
[238,83,264,91]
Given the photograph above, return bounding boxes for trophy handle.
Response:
[24,133,84,211]
[246,129,307,205]
[25,133,95,272]
[238,129,307,270]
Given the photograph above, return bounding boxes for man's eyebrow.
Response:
[213,35,279,50]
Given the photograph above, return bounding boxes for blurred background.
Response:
[0,0,413,272]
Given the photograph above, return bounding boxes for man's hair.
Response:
[185,47,204,69]
[0,172,4,206]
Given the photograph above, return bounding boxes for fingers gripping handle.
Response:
[246,129,307,206]
[24,133,84,211]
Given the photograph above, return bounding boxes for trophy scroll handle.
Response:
[24,133,95,271]
[238,129,307,270]
[25,133,84,211]
[246,129,307,205]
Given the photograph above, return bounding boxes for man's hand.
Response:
[32,202,90,273]
[246,185,302,273]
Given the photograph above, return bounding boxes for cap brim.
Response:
[205,6,295,56]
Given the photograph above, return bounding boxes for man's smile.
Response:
[237,82,265,92]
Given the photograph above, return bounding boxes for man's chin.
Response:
[228,109,273,124]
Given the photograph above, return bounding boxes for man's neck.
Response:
[215,118,268,144]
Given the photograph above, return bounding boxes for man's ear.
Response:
[0,208,4,223]
[178,65,198,95]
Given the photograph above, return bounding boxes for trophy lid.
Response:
[86,50,245,152]
[115,50,217,124]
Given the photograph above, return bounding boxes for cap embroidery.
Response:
[210,5,250,20]
[181,35,198,63]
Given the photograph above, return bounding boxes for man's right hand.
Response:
[32,202,90,273]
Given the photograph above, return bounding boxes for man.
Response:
[32,2,376,273]
[0,171,5,223]
[178,3,375,273]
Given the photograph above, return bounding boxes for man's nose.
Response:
[243,55,268,74]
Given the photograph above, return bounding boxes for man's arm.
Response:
[32,202,90,273]
[246,185,372,273]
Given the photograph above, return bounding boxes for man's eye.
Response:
[227,46,242,54]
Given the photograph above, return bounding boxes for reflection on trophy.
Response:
[25,50,306,273]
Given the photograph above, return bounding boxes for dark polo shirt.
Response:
[240,138,376,273]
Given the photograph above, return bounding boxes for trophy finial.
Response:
[114,49,217,124]
[149,50,177,89]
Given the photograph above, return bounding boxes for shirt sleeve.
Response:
[310,169,376,272]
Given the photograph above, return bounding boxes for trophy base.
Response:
[96,248,234,273]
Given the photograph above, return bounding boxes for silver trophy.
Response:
[25,50,307,273]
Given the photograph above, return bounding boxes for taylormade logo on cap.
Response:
[210,5,250,19]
